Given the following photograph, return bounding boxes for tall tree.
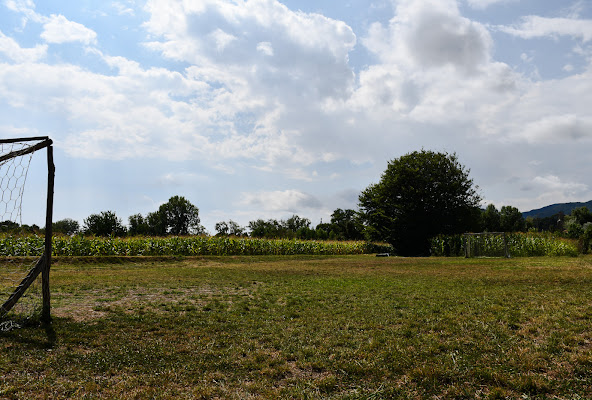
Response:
[53,218,80,235]
[215,220,245,237]
[359,150,481,256]
[146,210,167,236]
[0,220,21,232]
[83,211,126,237]
[481,204,501,232]
[158,196,204,235]
[284,215,311,233]
[500,205,525,232]
[330,208,364,240]
[128,213,150,236]
[571,207,592,225]
[248,219,283,238]
[215,221,230,236]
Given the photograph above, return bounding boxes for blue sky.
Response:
[1,0,592,233]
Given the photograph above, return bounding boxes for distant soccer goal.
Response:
[464,232,510,258]
[0,137,54,330]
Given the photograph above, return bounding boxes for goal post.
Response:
[0,137,54,328]
[464,232,510,258]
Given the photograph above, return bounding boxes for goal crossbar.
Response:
[0,138,52,164]
[0,136,50,144]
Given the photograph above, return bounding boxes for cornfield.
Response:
[0,235,393,257]
[431,232,579,257]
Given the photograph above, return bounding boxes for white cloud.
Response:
[3,0,592,219]
[158,171,209,185]
[4,0,35,15]
[520,114,592,144]
[256,41,273,56]
[112,1,135,16]
[3,0,587,174]
[533,175,588,194]
[41,14,98,45]
[349,0,517,127]
[0,30,47,62]
[240,190,322,213]
[465,0,517,9]
[131,0,357,167]
[4,0,39,30]
[520,52,533,63]
[483,69,592,144]
[208,29,237,53]
[489,174,592,213]
[0,124,38,138]
[0,52,312,165]
[509,175,591,210]
[498,16,592,43]
[2,0,360,171]
[363,0,492,72]
[142,0,356,101]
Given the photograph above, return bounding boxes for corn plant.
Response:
[0,235,393,257]
[431,232,579,257]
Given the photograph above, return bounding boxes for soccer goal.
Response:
[0,137,54,330]
[464,232,510,258]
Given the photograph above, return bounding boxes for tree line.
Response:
[50,202,366,241]
[51,195,205,237]
[7,149,588,256]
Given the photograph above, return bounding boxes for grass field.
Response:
[2,255,592,399]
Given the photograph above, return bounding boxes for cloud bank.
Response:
[1,0,592,225]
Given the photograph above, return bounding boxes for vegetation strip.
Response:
[0,236,393,257]
[0,233,580,258]
[431,232,579,257]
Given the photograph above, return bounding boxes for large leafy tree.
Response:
[132,196,205,236]
[248,219,283,238]
[247,216,311,239]
[571,207,592,225]
[359,150,481,256]
[158,195,204,235]
[500,205,525,232]
[83,211,126,237]
[481,204,501,232]
[215,220,245,237]
[330,208,364,240]
[128,214,150,236]
[146,210,167,236]
[284,215,311,233]
[53,218,80,235]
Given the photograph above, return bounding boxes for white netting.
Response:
[0,139,46,330]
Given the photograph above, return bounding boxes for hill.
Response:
[522,200,592,219]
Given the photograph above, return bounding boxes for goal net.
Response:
[0,137,54,330]
[464,232,510,258]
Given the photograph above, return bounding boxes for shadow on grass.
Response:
[0,317,57,350]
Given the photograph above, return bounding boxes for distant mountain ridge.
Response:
[522,200,592,219]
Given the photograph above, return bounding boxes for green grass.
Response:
[2,255,592,399]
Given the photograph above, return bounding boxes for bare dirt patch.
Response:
[52,284,259,322]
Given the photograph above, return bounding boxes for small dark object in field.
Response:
[376,253,390,257]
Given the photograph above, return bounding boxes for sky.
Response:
[1,0,592,233]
